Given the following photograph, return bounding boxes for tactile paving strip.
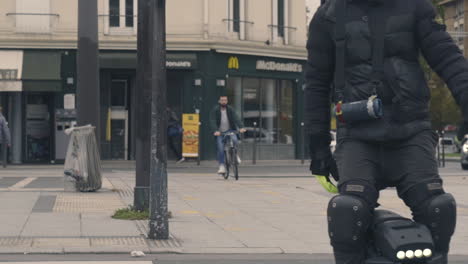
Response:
[90,237,147,247]
[53,193,125,213]
[136,220,182,248]
[0,237,33,247]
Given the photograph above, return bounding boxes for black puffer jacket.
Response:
[305,0,468,149]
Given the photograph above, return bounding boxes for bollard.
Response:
[301,122,305,165]
[441,131,445,168]
[436,130,441,167]
[1,143,6,168]
[253,122,257,165]
[197,122,201,166]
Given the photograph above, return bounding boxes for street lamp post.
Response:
[148,0,169,239]
[77,0,100,142]
[134,0,151,211]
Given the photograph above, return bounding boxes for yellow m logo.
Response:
[228,56,239,69]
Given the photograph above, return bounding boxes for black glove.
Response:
[308,133,339,182]
[310,155,339,182]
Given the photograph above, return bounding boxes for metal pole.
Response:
[77,0,100,145]
[442,131,446,168]
[301,122,305,165]
[436,130,441,167]
[197,122,201,166]
[252,121,257,165]
[2,143,6,168]
[149,0,169,240]
[134,0,151,211]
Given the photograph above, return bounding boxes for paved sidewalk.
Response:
[0,163,467,257]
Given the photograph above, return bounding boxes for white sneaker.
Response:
[237,155,242,164]
[218,164,226,174]
[176,157,185,163]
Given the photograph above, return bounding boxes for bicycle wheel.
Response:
[223,150,230,179]
[230,148,239,180]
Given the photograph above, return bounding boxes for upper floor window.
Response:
[233,0,240,32]
[227,0,240,33]
[109,0,134,28]
[277,0,285,37]
[105,0,137,35]
[455,0,464,18]
[272,0,291,44]
[225,0,249,40]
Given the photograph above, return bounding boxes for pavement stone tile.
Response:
[0,214,29,236]
[32,238,90,248]
[170,222,245,248]
[148,246,183,254]
[90,237,147,247]
[62,246,149,254]
[0,237,32,248]
[281,244,333,254]
[21,248,64,254]
[1,164,468,255]
[53,193,124,214]
[181,247,284,254]
[0,247,32,254]
[0,192,39,213]
[81,213,141,237]
[20,213,80,237]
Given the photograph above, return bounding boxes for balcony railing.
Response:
[6,13,59,34]
[268,24,297,45]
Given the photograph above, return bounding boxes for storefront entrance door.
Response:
[227,77,295,160]
[110,79,128,160]
[25,93,52,162]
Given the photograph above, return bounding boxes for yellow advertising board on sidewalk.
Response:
[182,114,200,158]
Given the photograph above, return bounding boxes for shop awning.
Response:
[0,50,23,92]
[99,52,198,69]
[22,51,62,92]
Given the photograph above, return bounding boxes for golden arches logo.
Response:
[228,56,239,69]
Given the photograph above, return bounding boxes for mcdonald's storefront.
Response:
[98,50,306,161]
[0,48,305,164]
[196,51,306,161]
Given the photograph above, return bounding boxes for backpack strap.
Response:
[334,0,387,101]
[334,0,346,102]
[369,3,387,93]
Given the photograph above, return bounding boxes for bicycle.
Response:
[219,131,240,180]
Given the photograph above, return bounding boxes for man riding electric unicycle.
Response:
[305,0,468,263]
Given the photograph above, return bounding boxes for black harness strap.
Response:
[334,0,387,101]
[334,0,347,102]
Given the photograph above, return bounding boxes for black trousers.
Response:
[0,143,6,168]
[332,129,449,264]
[168,135,182,160]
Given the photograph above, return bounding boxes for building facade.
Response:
[0,0,307,163]
[440,0,468,55]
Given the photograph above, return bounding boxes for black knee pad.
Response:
[402,181,456,253]
[417,193,457,253]
[327,194,373,252]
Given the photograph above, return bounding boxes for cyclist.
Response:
[209,96,246,174]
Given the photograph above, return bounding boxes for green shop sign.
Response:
[256,60,303,73]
